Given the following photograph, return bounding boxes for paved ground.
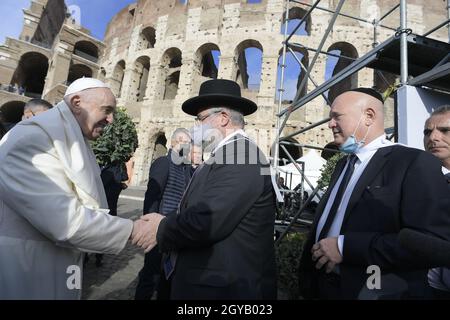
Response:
[82,187,146,300]
[81,186,290,300]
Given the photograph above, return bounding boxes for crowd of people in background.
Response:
[0,77,449,301]
[0,83,26,96]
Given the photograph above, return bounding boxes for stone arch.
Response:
[192,43,221,93]
[0,100,26,124]
[161,47,182,67]
[73,40,99,62]
[11,52,49,98]
[164,71,180,100]
[139,26,156,50]
[276,47,309,103]
[151,132,168,163]
[137,130,168,186]
[326,42,359,104]
[196,43,220,79]
[131,56,150,102]
[67,63,93,85]
[111,60,126,98]
[234,39,263,90]
[158,47,182,100]
[281,7,312,36]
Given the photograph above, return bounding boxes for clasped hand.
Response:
[130,213,165,253]
[311,237,343,273]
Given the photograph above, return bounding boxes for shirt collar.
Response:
[443,167,450,175]
[212,129,248,154]
[355,134,394,162]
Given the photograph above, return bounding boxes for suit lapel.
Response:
[179,134,249,211]
[342,146,394,227]
[179,164,210,209]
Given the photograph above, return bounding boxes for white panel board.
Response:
[397,85,450,150]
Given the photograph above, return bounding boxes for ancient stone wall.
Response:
[0,0,105,107]
[0,0,448,186]
[98,0,448,185]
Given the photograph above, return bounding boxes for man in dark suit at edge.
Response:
[298,88,450,300]
[423,105,450,299]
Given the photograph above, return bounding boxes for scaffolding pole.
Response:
[278,0,346,136]
[273,0,292,179]
[448,0,450,42]
[287,46,331,105]
[280,140,341,155]
[399,0,408,85]
[293,0,398,31]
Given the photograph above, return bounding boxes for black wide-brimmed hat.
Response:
[182,79,257,116]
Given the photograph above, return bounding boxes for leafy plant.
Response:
[317,153,345,191]
[91,107,138,166]
[276,232,308,300]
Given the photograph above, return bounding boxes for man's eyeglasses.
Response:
[195,110,222,123]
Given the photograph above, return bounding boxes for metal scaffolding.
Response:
[274,0,450,244]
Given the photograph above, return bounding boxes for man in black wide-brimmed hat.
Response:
[134,79,277,300]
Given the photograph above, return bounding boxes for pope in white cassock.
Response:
[0,78,152,300]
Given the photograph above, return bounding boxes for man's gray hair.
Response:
[430,105,450,117]
[171,128,191,141]
[208,107,245,128]
[227,108,245,128]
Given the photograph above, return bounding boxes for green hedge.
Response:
[276,232,308,300]
[317,153,345,190]
[91,107,138,166]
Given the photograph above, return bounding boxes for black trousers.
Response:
[104,181,123,217]
[432,288,450,300]
[135,245,171,300]
[317,272,342,300]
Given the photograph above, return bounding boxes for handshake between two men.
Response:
[130,213,165,252]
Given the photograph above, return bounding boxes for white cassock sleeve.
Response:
[0,128,133,254]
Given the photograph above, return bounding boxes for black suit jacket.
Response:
[156,134,277,300]
[299,145,450,299]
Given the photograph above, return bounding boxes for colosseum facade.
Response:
[0,0,448,186]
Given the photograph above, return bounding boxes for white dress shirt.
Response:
[315,135,395,256]
[212,129,248,155]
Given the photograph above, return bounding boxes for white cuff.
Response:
[338,235,344,257]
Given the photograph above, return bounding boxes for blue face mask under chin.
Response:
[339,115,370,154]
[339,135,364,154]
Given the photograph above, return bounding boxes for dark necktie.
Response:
[318,154,358,241]
[445,173,450,183]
